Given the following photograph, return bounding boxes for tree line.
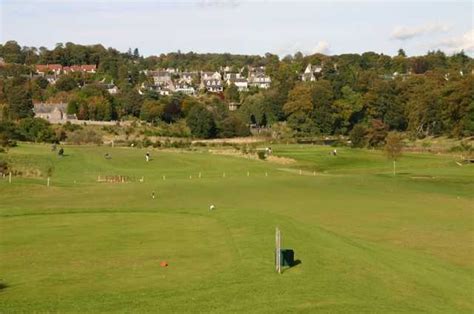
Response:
[0,41,472,145]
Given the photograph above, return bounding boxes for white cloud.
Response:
[436,29,474,54]
[276,40,330,57]
[311,41,330,54]
[391,23,450,40]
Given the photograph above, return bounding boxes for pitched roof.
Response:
[33,103,67,113]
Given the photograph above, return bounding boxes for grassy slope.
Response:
[0,143,473,312]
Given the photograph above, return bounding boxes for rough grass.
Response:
[0,143,472,312]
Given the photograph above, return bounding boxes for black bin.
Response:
[278,248,294,267]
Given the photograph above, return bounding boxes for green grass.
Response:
[0,143,473,312]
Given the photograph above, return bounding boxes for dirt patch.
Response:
[193,137,265,145]
[208,149,296,164]
[266,155,296,165]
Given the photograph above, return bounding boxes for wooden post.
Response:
[299,169,302,175]
[393,160,396,176]
[47,177,50,187]
[9,172,12,184]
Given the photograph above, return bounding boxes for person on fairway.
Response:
[145,152,150,162]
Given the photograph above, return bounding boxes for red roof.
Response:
[81,64,96,71]
[36,64,63,72]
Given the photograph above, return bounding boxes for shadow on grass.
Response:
[292,259,302,267]
[282,259,302,274]
[0,281,8,291]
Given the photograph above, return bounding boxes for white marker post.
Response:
[275,227,281,274]
[247,171,250,177]
[199,172,202,179]
[9,172,12,184]
[47,177,50,187]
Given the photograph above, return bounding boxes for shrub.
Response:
[349,124,367,148]
[187,105,216,139]
[0,160,8,174]
[142,137,153,148]
[257,150,267,160]
[67,129,102,145]
[366,119,388,147]
[17,118,56,143]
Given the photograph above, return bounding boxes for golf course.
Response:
[0,143,473,312]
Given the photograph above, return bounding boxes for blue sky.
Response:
[1,0,472,57]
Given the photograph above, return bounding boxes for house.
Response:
[302,64,322,82]
[91,82,119,94]
[179,71,198,85]
[226,77,248,91]
[228,102,241,111]
[105,84,119,95]
[35,64,62,75]
[175,82,196,95]
[45,75,58,85]
[201,71,222,81]
[223,72,242,81]
[201,79,223,93]
[248,66,271,89]
[150,71,175,92]
[34,103,77,123]
[165,67,178,74]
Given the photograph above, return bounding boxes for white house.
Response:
[179,71,198,85]
[201,71,222,81]
[302,64,322,82]
[175,82,196,95]
[226,77,248,91]
[223,72,242,81]
[248,66,271,89]
[201,79,223,93]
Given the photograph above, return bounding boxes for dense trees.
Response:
[0,41,472,140]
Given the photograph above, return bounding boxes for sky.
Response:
[0,0,473,57]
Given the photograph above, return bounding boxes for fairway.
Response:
[0,143,473,312]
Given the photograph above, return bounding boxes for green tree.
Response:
[283,83,313,116]
[333,86,363,133]
[219,114,250,138]
[349,124,367,148]
[5,78,33,119]
[140,100,163,122]
[224,83,240,103]
[186,105,216,138]
[17,118,56,142]
[56,76,78,92]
